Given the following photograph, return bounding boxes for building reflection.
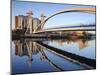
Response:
[14,39,43,62]
[55,38,88,50]
[14,39,63,71]
[76,39,88,49]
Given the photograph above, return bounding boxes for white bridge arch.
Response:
[35,8,96,31]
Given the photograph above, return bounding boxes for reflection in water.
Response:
[47,37,95,59]
[14,39,64,71]
[15,38,89,59]
[12,36,95,74]
[76,39,88,49]
[50,38,89,50]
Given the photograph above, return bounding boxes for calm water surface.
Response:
[11,37,96,74]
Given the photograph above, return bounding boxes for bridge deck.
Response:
[34,26,95,33]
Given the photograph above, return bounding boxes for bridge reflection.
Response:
[14,39,64,71]
[14,38,89,57]
[14,36,95,69]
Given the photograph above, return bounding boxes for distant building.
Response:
[15,16,18,29]
[15,15,23,29]
[23,16,28,29]
[15,15,28,30]
[14,9,45,33]
[40,11,46,30]
[27,9,33,33]
[33,18,41,32]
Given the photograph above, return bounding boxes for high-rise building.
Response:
[15,16,18,29]
[15,9,44,33]
[23,16,28,29]
[15,15,25,30]
[40,11,46,30]
[27,9,33,33]
[33,18,41,32]
[18,15,23,29]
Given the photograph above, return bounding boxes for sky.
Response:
[12,0,96,29]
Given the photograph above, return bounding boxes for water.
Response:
[47,39,96,59]
[11,37,96,74]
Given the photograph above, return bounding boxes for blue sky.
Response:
[12,0,96,29]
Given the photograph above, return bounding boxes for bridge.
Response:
[34,8,96,33]
[14,7,96,37]
[34,25,95,34]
